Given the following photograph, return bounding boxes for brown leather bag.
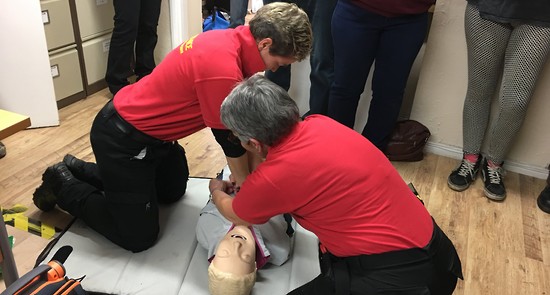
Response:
[384,120,431,162]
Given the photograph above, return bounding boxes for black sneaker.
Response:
[481,158,506,201]
[447,156,481,191]
[537,186,550,214]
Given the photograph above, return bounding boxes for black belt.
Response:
[101,100,167,145]
[321,219,463,295]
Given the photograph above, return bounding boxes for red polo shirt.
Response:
[233,115,433,257]
[113,26,265,141]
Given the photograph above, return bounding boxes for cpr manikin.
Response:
[208,225,257,295]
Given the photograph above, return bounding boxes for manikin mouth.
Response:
[231,234,247,240]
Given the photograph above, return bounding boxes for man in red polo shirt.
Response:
[32,2,312,253]
[210,75,463,294]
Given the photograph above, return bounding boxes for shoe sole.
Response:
[481,170,506,201]
[447,177,472,192]
[483,188,506,201]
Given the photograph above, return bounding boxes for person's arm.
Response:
[211,128,264,186]
[209,178,250,226]
[210,128,251,186]
[228,151,265,188]
[226,154,251,187]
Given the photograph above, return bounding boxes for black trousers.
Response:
[57,100,189,252]
[288,220,463,295]
[105,0,161,95]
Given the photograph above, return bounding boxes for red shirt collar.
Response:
[234,26,266,77]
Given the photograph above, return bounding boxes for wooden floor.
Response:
[1,88,549,294]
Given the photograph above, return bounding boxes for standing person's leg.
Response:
[462,4,510,156]
[327,1,378,129]
[447,4,511,193]
[134,0,162,80]
[307,0,336,116]
[229,0,249,28]
[481,24,550,201]
[361,13,427,150]
[265,67,291,91]
[485,24,550,163]
[261,0,282,5]
[263,0,301,91]
[105,0,140,95]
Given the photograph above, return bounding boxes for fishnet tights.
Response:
[462,3,550,163]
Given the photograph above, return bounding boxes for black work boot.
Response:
[63,154,84,171]
[63,154,103,190]
[537,166,550,214]
[33,182,57,212]
[33,162,76,211]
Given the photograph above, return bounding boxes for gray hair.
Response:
[221,75,300,146]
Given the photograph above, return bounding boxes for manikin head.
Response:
[208,225,257,295]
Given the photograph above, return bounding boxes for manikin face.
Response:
[212,225,256,276]
[258,39,297,72]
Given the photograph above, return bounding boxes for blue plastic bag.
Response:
[203,8,229,32]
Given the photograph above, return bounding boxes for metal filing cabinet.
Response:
[39,0,116,108]
[49,46,85,101]
[82,33,112,86]
[74,0,115,93]
[41,0,86,107]
[41,0,75,50]
[75,0,115,41]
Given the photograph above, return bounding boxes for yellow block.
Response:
[0,109,31,140]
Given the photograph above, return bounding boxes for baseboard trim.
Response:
[425,142,549,180]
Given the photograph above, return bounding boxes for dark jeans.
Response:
[105,0,161,95]
[264,0,335,116]
[327,0,428,150]
[287,220,463,295]
[308,0,336,115]
[229,0,248,28]
[58,101,189,252]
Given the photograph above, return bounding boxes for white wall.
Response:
[155,0,203,62]
[0,1,59,128]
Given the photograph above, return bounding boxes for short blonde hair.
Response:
[208,263,257,295]
[249,2,312,61]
